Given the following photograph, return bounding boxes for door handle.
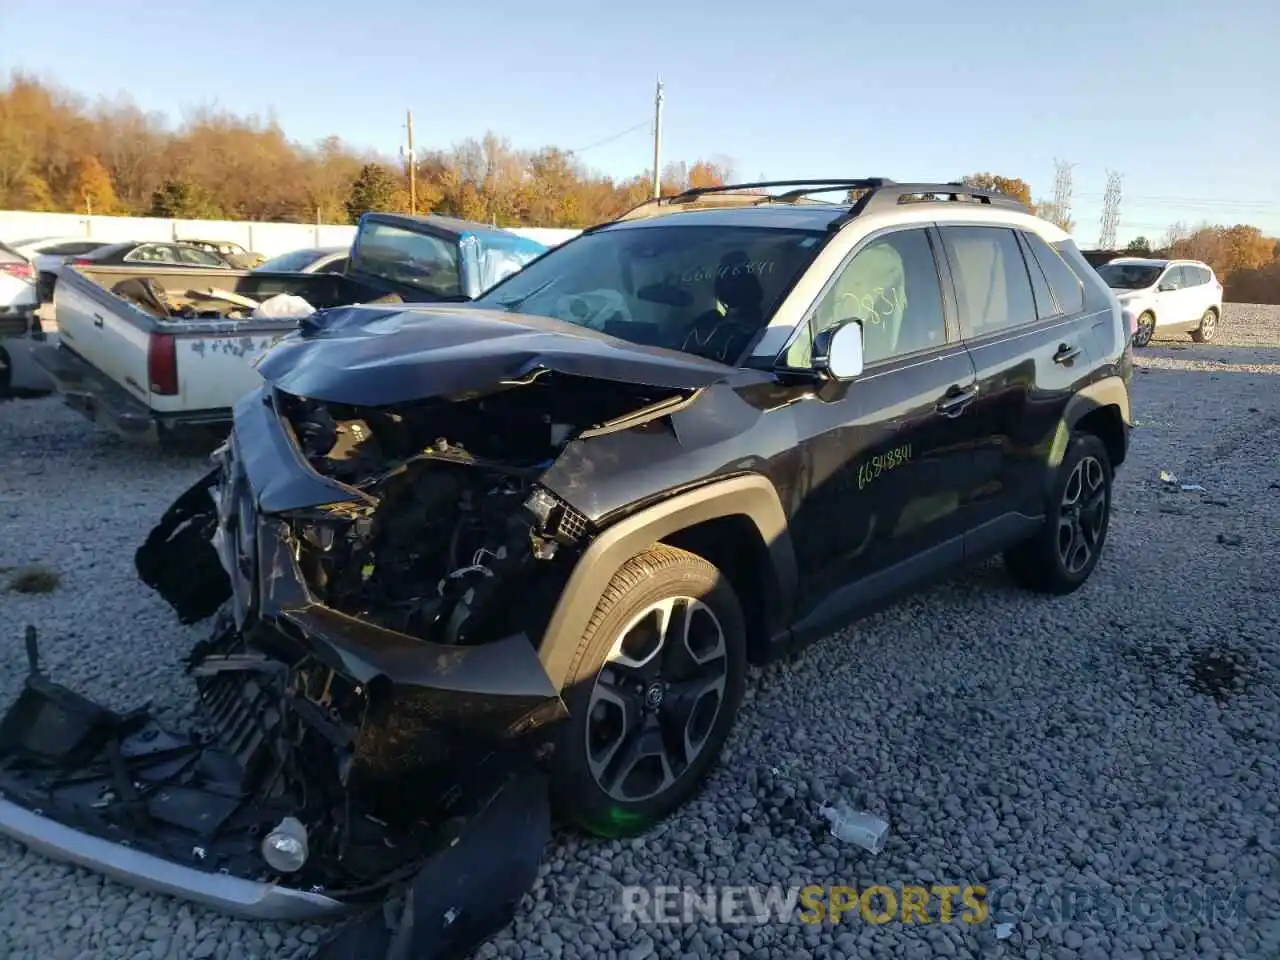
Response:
[935,384,977,417]
[1053,342,1080,365]
[92,313,104,328]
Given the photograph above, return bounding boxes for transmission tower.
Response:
[1098,169,1122,249]
[1051,158,1075,230]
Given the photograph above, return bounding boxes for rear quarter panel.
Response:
[160,323,297,415]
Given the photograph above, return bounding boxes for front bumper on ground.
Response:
[0,797,345,920]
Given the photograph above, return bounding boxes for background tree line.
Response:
[0,74,733,228]
[4,75,1279,301]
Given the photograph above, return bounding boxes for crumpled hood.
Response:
[255,304,735,406]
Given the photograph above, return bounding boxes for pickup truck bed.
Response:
[38,265,400,445]
[35,212,549,447]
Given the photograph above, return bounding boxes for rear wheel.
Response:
[1191,307,1219,343]
[549,545,746,837]
[1132,312,1155,348]
[1004,432,1113,595]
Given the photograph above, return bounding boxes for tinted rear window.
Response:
[939,226,1037,337]
[1023,231,1084,314]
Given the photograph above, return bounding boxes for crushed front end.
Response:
[0,305,725,952]
[0,377,644,931]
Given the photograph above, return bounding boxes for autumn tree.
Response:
[68,155,119,214]
[963,173,1033,206]
[149,178,220,218]
[1035,198,1074,234]
[344,163,400,222]
[1166,223,1279,282]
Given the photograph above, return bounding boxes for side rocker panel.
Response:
[536,474,795,690]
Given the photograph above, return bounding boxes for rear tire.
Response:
[549,545,747,837]
[1190,307,1219,343]
[1132,312,1155,348]
[1004,432,1113,595]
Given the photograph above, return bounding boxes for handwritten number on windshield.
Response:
[679,260,775,284]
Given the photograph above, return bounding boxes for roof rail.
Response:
[591,178,1031,232]
[829,180,1029,230]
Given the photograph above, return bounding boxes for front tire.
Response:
[1191,307,1219,343]
[549,545,747,837]
[1132,312,1155,348]
[1004,432,1113,595]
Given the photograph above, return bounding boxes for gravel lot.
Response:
[1,304,1278,960]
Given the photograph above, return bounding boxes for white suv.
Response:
[1095,257,1222,347]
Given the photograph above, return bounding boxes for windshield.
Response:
[472,224,825,364]
[351,222,461,298]
[1096,262,1164,290]
[257,249,329,272]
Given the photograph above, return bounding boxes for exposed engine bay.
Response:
[269,375,679,646]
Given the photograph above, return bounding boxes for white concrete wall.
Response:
[0,210,580,257]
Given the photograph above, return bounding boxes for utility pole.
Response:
[406,109,417,215]
[651,79,664,199]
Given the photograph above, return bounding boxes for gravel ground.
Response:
[1,304,1278,960]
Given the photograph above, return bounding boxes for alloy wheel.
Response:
[1200,311,1217,340]
[585,596,728,803]
[1057,455,1108,575]
[1133,313,1155,347]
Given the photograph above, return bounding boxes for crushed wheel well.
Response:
[661,515,773,665]
[1075,404,1127,468]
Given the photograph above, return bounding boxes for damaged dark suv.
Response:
[0,180,1131,955]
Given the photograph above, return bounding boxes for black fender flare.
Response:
[1064,375,1131,431]
[536,474,796,690]
[1039,375,1131,499]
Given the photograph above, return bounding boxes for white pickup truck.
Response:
[33,213,547,446]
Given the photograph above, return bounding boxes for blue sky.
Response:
[4,0,1277,244]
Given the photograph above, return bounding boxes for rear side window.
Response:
[1016,233,1057,321]
[940,226,1036,338]
[128,244,177,263]
[1022,231,1084,315]
[176,245,225,267]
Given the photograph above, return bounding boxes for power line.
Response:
[1075,193,1280,209]
[567,120,651,156]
